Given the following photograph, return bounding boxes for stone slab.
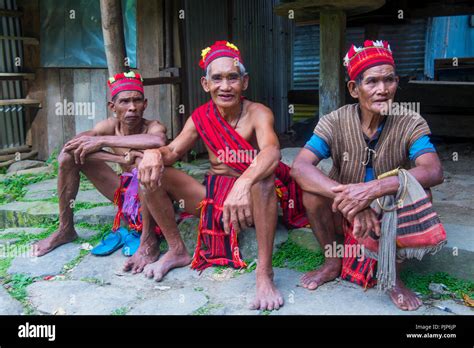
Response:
[128,288,208,315]
[0,227,47,236]
[8,243,81,277]
[0,286,23,315]
[74,205,116,225]
[27,280,138,315]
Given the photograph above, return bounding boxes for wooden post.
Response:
[319,10,346,118]
[100,0,128,76]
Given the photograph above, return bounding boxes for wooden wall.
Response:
[22,0,177,160]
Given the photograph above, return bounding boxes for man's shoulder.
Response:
[320,103,357,123]
[246,100,273,118]
[143,119,167,134]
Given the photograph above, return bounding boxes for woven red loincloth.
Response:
[190,99,309,271]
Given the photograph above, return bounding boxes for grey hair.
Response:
[205,61,247,80]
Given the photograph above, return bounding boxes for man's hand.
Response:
[124,150,144,165]
[352,208,381,240]
[64,136,103,165]
[137,150,164,191]
[331,181,379,221]
[222,178,254,234]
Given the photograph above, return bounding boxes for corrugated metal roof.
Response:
[184,0,291,132]
[292,19,427,90]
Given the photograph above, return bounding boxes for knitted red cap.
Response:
[107,71,144,99]
[343,40,395,80]
[199,40,243,70]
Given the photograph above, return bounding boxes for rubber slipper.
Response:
[91,227,129,256]
[122,231,141,257]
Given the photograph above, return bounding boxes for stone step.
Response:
[0,201,59,229]
[0,200,116,228]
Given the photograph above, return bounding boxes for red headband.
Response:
[107,71,144,99]
[343,40,395,80]
[199,40,243,70]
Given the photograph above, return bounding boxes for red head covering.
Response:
[343,40,395,81]
[199,40,243,70]
[107,71,144,99]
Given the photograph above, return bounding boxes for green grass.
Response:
[0,151,59,205]
[0,257,13,279]
[4,273,34,301]
[272,239,325,272]
[111,307,130,315]
[193,302,223,315]
[401,270,474,299]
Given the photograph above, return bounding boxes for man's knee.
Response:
[302,191,330,214]
[58,149,75,169]
[251,174,275,198]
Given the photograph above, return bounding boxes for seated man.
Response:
[291,40,446,311]
[137,41,307,311]
[33,72,167,274]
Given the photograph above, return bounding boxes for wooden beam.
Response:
[0,150,38,168]
[0,73,35,81]
[0,99,42,108]
[164,0,174,68]
[319,10,346,117]
[0,36,39,45]
[99,0,128,76]
[0,145,31,156]
[0,9,23,17]
[142,76,181,86]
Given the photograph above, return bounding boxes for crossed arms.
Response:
[291,148,444,239]
[62,118,167,165]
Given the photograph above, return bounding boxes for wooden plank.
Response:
[424,114,474,138]
[142,76,181,86]
[59,69,76,143]
[158,71,173,139]
[408,80,474,86]
[0,36,39,45]
[20,0,41,70]
[44,69,63,155]
[100,0,128,76]
[0,99,41,107]
[137,0,164,125]
[0,73,35,80]
[0,145,30,156]
[0,9,23,17]
[319,10,346,117]
[25,68,47,159]
[90,69,110,125]
[73,70,94,135]
[0,150,38,168]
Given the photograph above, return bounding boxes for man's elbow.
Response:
[434,165,444,186]
[155,134,167,148]
[290,161,304,181]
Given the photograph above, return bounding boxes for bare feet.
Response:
[388,278,422,311]
[32,228,78,257]
[123,236,161,274]
[143,247,191,282]
[250,270,284,311]
[300,258,341,290]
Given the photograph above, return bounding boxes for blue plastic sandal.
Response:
[91,227,129,256]
[122,231,141,257]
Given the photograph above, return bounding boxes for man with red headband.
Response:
[291,40,445,311]
[137,40,308,311]
[33,71,168,274]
